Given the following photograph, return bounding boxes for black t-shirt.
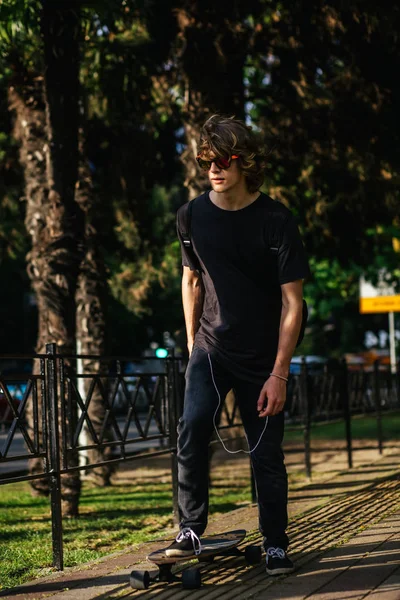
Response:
[177,191,311,384]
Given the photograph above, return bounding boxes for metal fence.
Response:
[287,359,399,476]
[0,345,399,571]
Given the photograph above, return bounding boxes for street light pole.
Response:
[388,311,397,374]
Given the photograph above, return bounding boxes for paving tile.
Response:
[308,534,400,600]
[364,565,400,599]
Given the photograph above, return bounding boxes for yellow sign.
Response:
[359,272,400,314]
[360,295,400,314]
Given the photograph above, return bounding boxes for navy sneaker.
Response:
[165,527,202,557]
[266,546,294,575]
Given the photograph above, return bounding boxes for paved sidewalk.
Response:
[259,512,400,599]
[1,442,399,600]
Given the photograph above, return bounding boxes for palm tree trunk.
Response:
[8,71,50,496]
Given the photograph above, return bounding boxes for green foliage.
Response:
[363,223,400,288]
[250,2,400,266]
[108,257,157,317]
[1,0,400,355]
[305,258,361,320]
[248,2,400,353]
[107,185,183,350]
[0,0,42,74]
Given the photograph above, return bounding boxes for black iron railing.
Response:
[0,346,399,571]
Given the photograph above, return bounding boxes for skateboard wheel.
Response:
[245,545,262,565]
[182,567,202,589]
[130,569,150,590]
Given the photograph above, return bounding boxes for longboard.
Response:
[129,529,262,590]
[148,529,246,564]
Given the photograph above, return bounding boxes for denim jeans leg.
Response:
[177,348,231,536]
[234,380,289,551]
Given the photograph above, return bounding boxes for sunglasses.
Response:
[196,154,239,171]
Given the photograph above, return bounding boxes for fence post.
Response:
[46,342,63,570]
[397,360,400,408]
[300,358,312,479]
[341,358,352,469]
[373,359,383,454]
[167,350,179,524]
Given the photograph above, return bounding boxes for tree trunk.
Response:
[75,129,114,486]
[8,71,51,496]
[40,0,84,516]
[174,4,248,197]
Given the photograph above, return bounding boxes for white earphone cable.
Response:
[208,353,268,455]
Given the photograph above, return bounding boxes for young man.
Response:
[167,115,310,575]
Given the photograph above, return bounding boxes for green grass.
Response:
[0,411,398,591]
[284,410,400,442]
[0,467,251,591]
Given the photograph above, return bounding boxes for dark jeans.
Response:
[177,346,289,551]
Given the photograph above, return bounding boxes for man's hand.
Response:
[257,376,287,417]
[187,341,194,357]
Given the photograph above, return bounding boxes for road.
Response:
[0,417,165,477]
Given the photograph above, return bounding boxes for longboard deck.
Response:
[148,529,246,565]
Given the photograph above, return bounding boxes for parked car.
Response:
[0,360,31,401]
[290,355,327,376]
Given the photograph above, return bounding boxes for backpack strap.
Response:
[297,298,308,347]
[177,199,201,271]
[177,200,194,250]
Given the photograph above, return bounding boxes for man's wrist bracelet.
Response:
[269,372,289,383]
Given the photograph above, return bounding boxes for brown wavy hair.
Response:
[198,115,267,193]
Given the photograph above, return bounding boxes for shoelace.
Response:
[176,527,202,556]
[267,546,285,559]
